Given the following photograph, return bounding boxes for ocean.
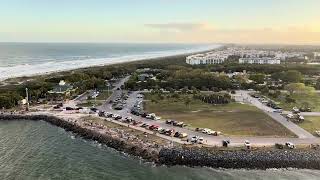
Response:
[0,43,219,80]
[0,120,319,180]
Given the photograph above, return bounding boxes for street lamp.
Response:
[25,88,30,111]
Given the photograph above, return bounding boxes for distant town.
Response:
[186,46,320,65]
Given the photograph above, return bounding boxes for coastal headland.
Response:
[1,114,320,170]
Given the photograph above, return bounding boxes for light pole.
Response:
[25,88,30,111]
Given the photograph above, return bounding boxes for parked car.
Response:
[132,120,142,126]
[105,112,113,117]
[222,140,230,147]
[174,132,181,137]
[149,125,159,130]
[146,113,156,119]
[198,137,204,144]
[285,142,295,149]
[166,120,173,124]
[286,113,294,119]
[202,128,212,134]
[176,122,184,127]
[165,129,174,136]
[158,128,166,134]
[179,133,188,138]
[273,109,283,113]
[140,123,149,128]
[190,136,199,143]
[244,140,251,149]
[213,131,222,136]
[292,107,300,114]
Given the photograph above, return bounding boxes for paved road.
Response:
[236,90,315,139]
[301,112,320,116]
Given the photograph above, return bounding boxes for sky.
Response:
[1,0,320,44]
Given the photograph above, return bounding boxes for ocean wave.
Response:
[0,44,221,81]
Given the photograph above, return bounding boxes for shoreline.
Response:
[0,44,222,82]
[1,114,320,170]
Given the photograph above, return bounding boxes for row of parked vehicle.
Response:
[286,107,305,122]
[111,92,129,110]
[165,120,186,127]
[251,94,283,112]
[140,123,187,138]
[196,128,222,136]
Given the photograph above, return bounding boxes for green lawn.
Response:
[144,93,294,137]
[268,92,320,112]
[299,116,320,136]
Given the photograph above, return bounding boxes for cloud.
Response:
[145,22,214,32]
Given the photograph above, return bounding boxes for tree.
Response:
[283,70,302,83]
[249,73,265,84]
[284,83,315,95]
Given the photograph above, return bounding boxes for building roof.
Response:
[48,80,74,94]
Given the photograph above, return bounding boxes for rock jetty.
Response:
[159,148,320,170]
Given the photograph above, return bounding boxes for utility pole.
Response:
[25,88,30,111]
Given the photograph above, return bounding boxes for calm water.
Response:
[0,43,219,80]
[0,120,320,180]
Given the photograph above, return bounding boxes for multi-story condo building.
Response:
[186,53,228,65]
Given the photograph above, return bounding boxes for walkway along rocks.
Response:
[1,114,320,169]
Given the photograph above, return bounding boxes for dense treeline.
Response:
[206,64,320,75]
[193,93,232,104]
[125,67,234,91]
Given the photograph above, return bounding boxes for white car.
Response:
[244,140,251,148]
[286,114,294,119]
[198,137,204,144]
[298,115,305,121]
[146,113,156,119]
[190,136,199,143]
[155,116,161,121]
[285,142,295,149]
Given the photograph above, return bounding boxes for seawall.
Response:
[159,147,320,170]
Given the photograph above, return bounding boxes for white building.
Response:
[239,57,281,64]
[314,52,320,57]
[186,53,227,65]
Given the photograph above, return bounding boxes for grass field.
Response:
[268,92,320,112]
[144,93,294,137]
[299,116,320,136]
